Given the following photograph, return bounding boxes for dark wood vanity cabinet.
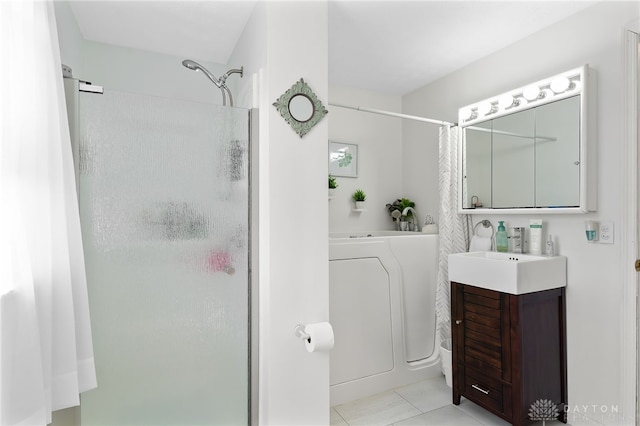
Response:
[451,282,567,426]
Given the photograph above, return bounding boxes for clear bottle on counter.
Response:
[496,221,508,253]
[546,234,555,256]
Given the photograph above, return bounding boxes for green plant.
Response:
[385,198,415,220]
[352,189,366,202]
[329,174,338,189]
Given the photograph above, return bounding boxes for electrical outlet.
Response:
[599,221,614,244]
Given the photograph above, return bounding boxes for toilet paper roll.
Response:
[469,235,492,251]
[304,322,335,353]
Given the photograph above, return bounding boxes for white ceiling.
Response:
[69,0,598,96]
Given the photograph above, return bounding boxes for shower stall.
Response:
[64,79,251,425]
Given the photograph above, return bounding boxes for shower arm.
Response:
[220,88,228,106]
[222,86,233,107]
[219,67,243,108]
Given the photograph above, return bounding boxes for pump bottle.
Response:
[496,221,508,253]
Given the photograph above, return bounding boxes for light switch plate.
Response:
[599,221,614,244]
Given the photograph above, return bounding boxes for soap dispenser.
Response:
[496,221,508,253]
[546,234,555,256]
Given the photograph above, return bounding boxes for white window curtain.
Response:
[436,125,468,344]
[0,1,97,425]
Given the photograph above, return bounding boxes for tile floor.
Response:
[330,375,568,426]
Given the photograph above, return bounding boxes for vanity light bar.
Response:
[459,65,586,127]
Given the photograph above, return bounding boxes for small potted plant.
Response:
[328,174,338,197]
[386,198,416,230]
[352,189,367,209]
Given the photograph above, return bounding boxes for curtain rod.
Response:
[329,102,456,127]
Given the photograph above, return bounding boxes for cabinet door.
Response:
[453,283,511,381]
[452,282,513,420]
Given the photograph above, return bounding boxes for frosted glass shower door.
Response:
[77,90,249,425]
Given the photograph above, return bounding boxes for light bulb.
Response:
[550,76,571,94]
[477,101,493,116]
[498,94,516,110]
[523,85,541,101]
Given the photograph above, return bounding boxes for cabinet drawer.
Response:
[460,365,512,419]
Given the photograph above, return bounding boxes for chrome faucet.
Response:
[401,207,420,231]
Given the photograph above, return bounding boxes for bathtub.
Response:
[329,231,441,406]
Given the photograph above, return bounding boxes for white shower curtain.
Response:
[0,1,97,425]
[436,125,468,344]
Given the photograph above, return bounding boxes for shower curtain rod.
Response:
[329,102,456,127]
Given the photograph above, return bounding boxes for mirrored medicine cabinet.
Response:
[458,65,596,214]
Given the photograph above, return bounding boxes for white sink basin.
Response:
[448,251,566,295]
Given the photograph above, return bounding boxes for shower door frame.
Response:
[64,78,257,424]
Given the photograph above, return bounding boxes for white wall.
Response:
[54,1,232,105]
[261,3,329,423]
[328,85,404,232]
[228,0,266,111]
[232,1,331,425]
[401,112,443,230]
[403,2,639,421]
[54,0,85,79]
[80,42,232,104]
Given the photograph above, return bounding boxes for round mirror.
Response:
[288,94,314,122]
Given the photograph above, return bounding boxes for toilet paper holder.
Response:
[294,324,311,342]
[294,322,335,353]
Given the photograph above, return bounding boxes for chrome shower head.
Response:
[181,59,222,88]
[181,59,198,70]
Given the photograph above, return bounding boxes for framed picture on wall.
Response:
[329,141,358,178]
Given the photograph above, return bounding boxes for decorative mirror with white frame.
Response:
[458,65,596,214]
